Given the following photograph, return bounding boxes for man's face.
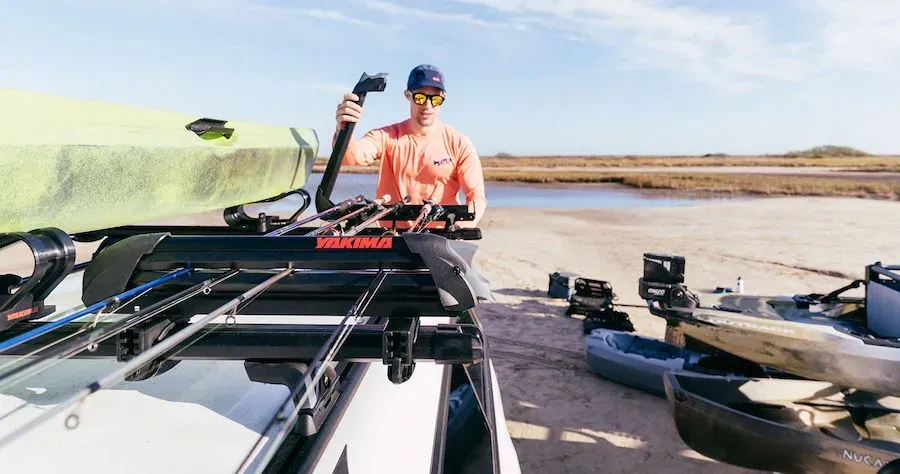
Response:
[406,86,445,127]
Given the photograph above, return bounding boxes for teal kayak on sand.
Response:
[0,88,319,235]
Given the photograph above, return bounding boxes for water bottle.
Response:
[736,276,744,294]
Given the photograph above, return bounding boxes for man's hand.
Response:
[335,93,376,166]
[455,200,485,229]
[336,93,363,128]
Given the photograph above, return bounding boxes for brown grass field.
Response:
[311,146,900,199]
[314,155,900,171]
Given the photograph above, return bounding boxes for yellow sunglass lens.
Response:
[412,93,444,106]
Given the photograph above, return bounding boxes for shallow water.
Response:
[299,173,742,209]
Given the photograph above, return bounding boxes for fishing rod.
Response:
[407,199,435,233]
[0,267,293,451]
[342,196,412,236]
[421,204,446,231]
[306,194,392,237]
[264,195,365,237]
[235,268,389,474]
[0,267,192,354]
[0,270,241,390]
[0,195,385,387]
[410,202,447,233]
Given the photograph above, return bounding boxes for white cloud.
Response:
[300,8,388,28]
[453,0,810,90]
[77,0,390,29]
[364,0,527,29]
[302,82,354,94]
[434,0,900,90]
[75,0,900,91]
[810,0,900,73]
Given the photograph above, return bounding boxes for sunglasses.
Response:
[411,92,445,107]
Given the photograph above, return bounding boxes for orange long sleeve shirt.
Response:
[338,119,487,211]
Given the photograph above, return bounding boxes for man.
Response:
[333,64,487,228]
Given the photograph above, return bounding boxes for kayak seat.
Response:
[867,276,900,338]
[606,331,684,361]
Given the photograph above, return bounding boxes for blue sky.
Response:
[2,0,898,156]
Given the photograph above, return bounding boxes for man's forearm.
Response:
[458,197,486,228]
[333,126,380,166]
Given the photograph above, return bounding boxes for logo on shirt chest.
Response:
[432,157,452,166]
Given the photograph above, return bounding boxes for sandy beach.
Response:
[471,195,900,474]
[2,192,899,473]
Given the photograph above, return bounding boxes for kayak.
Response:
[585,328,690,397]
[0,88,318,235]
[663,371,900,473]
[585,328,783,397]
[644,260,900,396]
[670,290,900,396]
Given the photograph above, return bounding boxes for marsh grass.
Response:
[307,166,900,199]
[314,153,900,171]
[472,156,900,169]
[309,146,900,199]
[485,171,900,199]
[615,173,900,199]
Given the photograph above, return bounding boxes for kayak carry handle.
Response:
[186,117,235,140]
[315,72,388,213]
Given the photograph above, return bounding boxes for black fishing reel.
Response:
[638,252,700,318]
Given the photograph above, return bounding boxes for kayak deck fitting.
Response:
[635,250,900,473]
[0,72,518,474]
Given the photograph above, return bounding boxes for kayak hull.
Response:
[585,328,688,397]
[585,328,783,397]
[673,294,900,395]
[0,88,318,235]
[663,371,900,474]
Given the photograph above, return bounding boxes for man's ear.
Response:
[403,90,411,100]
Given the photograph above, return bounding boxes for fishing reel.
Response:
[320,227,343,236]
[638,252,700,318]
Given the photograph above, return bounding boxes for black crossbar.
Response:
[0,322,483,364]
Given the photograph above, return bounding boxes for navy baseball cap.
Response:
[407,64,445,92]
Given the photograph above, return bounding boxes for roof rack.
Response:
[0,192,501,473]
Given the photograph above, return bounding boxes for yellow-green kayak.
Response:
[0,88,318,234]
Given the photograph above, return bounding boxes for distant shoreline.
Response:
[311,153,900,200]
[314,147,900,171]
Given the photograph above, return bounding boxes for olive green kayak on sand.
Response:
[0,88,319,235]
